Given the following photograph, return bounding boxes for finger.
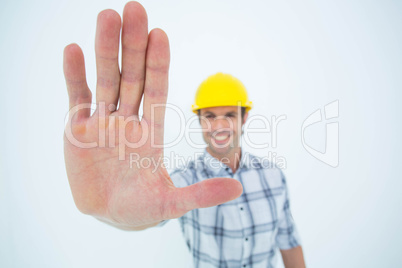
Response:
[142,28,170,145]
[173,178,243,217]
[95,9,121,111]
[118,1,148,116]
[63,43,92,120]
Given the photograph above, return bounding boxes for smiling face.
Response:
[199,106,248,158]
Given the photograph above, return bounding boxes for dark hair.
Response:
[197,107,246,119]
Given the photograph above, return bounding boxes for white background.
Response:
[1,0,401,267]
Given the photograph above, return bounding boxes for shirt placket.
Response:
[233,172,252,268]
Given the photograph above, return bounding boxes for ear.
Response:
[242,112,249,126]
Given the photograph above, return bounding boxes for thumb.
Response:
[172,178,243,217]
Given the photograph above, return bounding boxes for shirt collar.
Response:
[199,148,256,177]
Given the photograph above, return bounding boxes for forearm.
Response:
[280,246,306,268]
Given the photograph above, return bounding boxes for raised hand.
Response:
[63,1,243,230]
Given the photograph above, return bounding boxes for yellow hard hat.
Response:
[191,72,253,114]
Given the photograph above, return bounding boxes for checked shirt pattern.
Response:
[158,149,301,268]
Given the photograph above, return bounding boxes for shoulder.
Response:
[243,152,286,188]
[242,152,279,172]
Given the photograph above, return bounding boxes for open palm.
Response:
[63,1,243,230]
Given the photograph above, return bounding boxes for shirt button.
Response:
[243,265,246,267]
[245,237,248,241]
[240,207,243,211]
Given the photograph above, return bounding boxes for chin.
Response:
[209,145,233,156]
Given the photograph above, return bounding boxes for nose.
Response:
[212,116,232,130]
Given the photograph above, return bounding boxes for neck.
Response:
[206,147,242,173]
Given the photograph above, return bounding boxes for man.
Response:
[158,72,306,268]
[63,1,305,267]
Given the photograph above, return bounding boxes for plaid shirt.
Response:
[158,149,301,268]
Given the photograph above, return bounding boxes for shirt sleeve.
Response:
[154,167,192,228]
[275,168,302,250]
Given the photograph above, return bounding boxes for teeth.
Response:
[214,134,229,141]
